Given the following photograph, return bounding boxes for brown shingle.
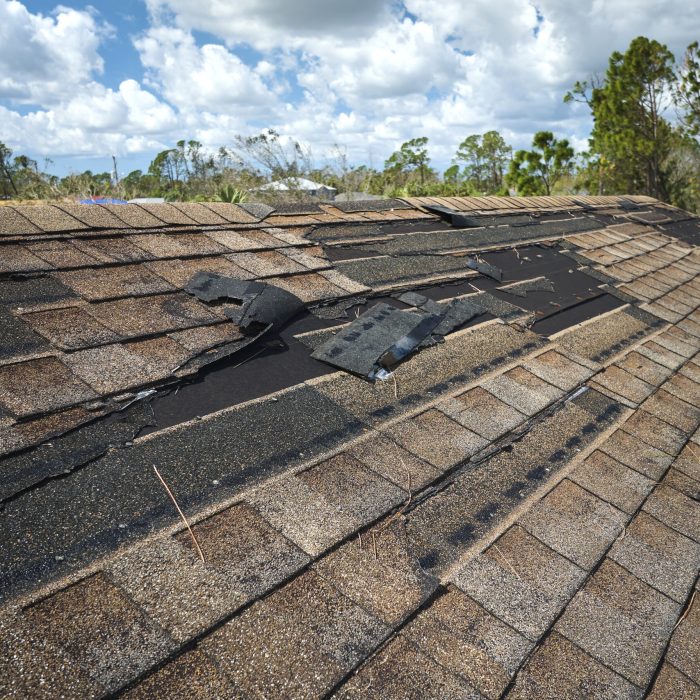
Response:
[121,649,237,700]
[599,428,674,479]
[55,203,131,230]
[22,574,175,693]
[201,570,389,699]
[71,236,154,263]
[107,538,244,643]
[591,365,655,405]
[200,202,258,223]
[0,611,104,699]
[386,408,489,469]
[226,250,306,277]
[333,636,479,700]
[666,594,700,685]
[522,349,595,390]
[616,351,674,386]
[204,229,269,251]
[265,272,349,302]
[623,410,688,456]
[404,588,533,700]
[609,511,700,603]
[145,256,253,288]
[21,305,120,350]
[250,453,405,556]
[132,203,196,226]
[101,204,165,229]
[663,372,700,405]
[0,206,42,235]
[0,357,96,417]
[64,337,190,394]
[642,389,700,433]
[347,431,439,489]
[26,240,101,269]
[442,386,526,440]
[481,366,563,416]
[643,484,700,543]
[175,502,309,598]
[130,232,206,258]
[518,479,627,569]
[88,293,221,338]
[169,202,230,225]
[0,244,53,272]
[314,518,438,625]
[570,450,655,513]
[637,340,687,370]
[647,662,700,700]
[13,205,88,232]
[454,525,586,639]
[56,264,175,301]
[557,559,680,688]
[508,631,642,700]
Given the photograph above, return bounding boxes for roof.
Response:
[0,194,698,699]
[260,177,337,192]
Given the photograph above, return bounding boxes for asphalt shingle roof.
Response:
[0,195,698,699]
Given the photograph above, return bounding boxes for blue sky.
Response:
[1,0,698,177]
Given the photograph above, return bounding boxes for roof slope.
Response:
[0,195,699,699]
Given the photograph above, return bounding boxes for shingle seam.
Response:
[498,429,698,697]
[648,662,700,697]
[642,570,700,698]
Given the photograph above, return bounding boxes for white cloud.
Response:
[1,0,699,172]
[146,0,390,48]
[0,0,108,104]
[134,27,277,111]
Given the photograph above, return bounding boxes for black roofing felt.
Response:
[661,219,700,246]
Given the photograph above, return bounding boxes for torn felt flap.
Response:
[311,302,439,378]
[497,277,556,298]
[465,257,503,281]
[185,272,305,333]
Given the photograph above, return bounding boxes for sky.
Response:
[1,0,698,177]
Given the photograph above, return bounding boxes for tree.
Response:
[677,41,700,136]
[565,36,676,199]
[454,131,512,193]
[384,137,431,185]
[233,129,312,181]
[506,131,575,195]
[0,142,18,196]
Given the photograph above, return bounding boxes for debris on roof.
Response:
[0,194,699,699]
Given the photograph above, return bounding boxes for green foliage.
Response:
[214,184,248,203]
[566,36,676,199]
[384,137,432,185]
[454,131,512,193]
[506,131,575,195]
[677,41,700,136]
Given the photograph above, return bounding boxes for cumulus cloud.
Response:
[1,0,699,170]
[0,0,108,104]
[134,27,278,111]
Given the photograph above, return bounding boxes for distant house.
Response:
[258,177,337,200]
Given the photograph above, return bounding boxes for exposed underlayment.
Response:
[0,195,699,699]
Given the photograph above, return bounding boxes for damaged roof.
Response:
[0,194,699,699]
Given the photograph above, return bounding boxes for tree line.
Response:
[1,36,698,210]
